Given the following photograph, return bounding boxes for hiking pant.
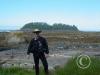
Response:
[33,52,49,75]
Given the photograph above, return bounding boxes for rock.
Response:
[48,66,54,70]
[54,64,61,69]
[20,63,33,68]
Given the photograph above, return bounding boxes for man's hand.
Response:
[27,55,30,59]
[45,54,49,58]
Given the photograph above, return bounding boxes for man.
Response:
[27,29,49,75]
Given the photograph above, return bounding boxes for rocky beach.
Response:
[0,31,100,69]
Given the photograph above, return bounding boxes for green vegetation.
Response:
[55,57,100,75]
[0,57,100,75]
[0,67,35,75]
[21,22,79,31]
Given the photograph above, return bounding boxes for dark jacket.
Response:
[27,36,49,55]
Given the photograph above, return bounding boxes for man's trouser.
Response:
[33,52,49,75]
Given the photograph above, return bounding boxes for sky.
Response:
[0,0,100,31]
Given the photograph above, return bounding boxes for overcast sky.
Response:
[0,0,100,31]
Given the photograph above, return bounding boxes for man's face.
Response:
[34,32,40,38]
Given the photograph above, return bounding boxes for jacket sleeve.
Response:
[43,38,49,54]
[27,39,34,55]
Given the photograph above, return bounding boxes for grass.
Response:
[55,56,100,75]
[0,67,34,75]
[0,57,100,75]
